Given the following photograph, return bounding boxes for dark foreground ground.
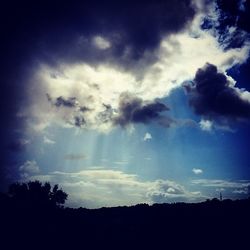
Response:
[0,196,249,249]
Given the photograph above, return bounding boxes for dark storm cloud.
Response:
[216,0,250,91]
[73,116,86,128]
[0,0,197,170]
[54,97,78,108]
[47,94,90,111]
[185,63,250,122]
[79,106,90,113]
[1,0,196,71]
[46,94,89,127]
[47,94,78,108]
[1,0,197,104]
[114,93,171,127]
[47,92,174,128]
[98,104,114,124]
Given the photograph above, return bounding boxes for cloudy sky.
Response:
[1,0,250,208]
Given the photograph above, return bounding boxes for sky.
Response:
[1,0,250,208]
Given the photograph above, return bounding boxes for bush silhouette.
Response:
[8,180,67,207]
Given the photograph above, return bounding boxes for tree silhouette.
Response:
[8,180,68,207]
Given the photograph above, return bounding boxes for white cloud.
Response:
[146,179,201,203]
[24,4,250,133]
[232,189,248,194]
[143,132,152,141]
[191,179,250,189]
[43,136,56,144]
[93,36,111,50]
[192,179,250,199]
[113,161,128,165]
[19,160,40,179]
[192,168,203,175]
[167,187,175,193]
[28,169,203,208]
[199,120,213,131]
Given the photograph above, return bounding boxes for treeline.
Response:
[0,181,249,249]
